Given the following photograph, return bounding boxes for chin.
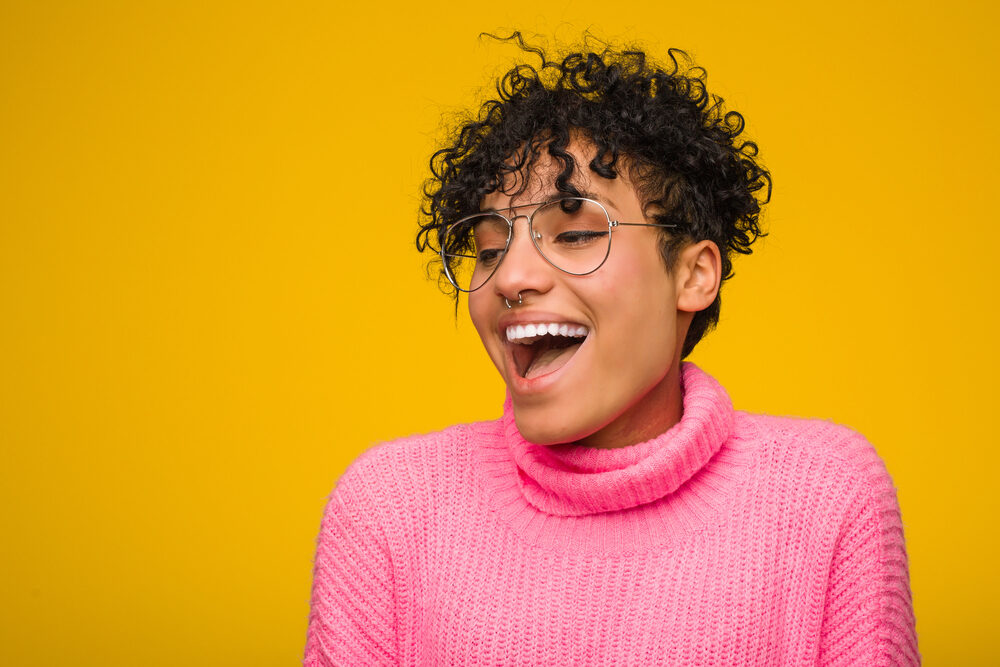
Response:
[513,407,594,446]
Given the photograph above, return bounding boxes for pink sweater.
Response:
[304,362,919,665]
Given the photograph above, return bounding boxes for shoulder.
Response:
[337,420,495,489]
[736,411,901,509]
[325,419,500,528]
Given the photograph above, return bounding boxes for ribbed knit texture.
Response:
[304,362,919,665]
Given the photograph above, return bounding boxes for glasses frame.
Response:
[440,196,679,293]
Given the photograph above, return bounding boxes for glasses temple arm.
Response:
[610,221,678,228]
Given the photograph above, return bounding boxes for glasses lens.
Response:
[531,198,611,274]
[441,214,510,292]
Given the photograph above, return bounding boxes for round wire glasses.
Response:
[439,196,678,293]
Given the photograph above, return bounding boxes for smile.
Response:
[503,322,590,380]
[506,323,589,342]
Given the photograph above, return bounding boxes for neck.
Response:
[492,361,737,518]
[575,361,684,449]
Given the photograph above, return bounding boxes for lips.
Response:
[498,314,591,385]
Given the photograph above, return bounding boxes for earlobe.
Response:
[676,241,722,313]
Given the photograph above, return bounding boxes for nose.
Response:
[490,215,554,301]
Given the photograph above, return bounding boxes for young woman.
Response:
[304,36,919,666]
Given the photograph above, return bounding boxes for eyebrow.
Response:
[485,190,620,214]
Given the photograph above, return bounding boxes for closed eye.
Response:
[477,248,505,267]
[554,230,609,246]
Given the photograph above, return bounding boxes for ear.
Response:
[675,240,722,313]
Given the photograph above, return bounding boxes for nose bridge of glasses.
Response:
[502,213,542,261]
[489,212,549,289]
[507,212,539,238]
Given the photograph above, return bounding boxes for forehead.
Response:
[481,137,640,211]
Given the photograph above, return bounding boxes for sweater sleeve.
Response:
[304,475,398,666]
[817,433,919,666]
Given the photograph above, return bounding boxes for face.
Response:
[468,139,691,448]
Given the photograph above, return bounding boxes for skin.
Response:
[469,138,723,449]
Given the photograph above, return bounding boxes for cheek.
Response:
[468,293,503,360]
[602,301,674,366]
[590,260,676,368]
[468,295,491,342]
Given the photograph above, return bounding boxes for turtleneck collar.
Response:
[500,361,735,517]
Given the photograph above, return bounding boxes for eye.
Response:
[477,248,505,267]
[554,230,609,246]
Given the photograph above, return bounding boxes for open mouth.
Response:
[506,323,589,380]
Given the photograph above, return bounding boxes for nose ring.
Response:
[504,292,523,309]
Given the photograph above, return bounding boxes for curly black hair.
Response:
[417,33,771,359]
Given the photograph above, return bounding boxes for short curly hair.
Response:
[417,33,771,359]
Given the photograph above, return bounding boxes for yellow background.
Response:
[2,1,997,664]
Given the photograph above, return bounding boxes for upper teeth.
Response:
[506,323,589,342]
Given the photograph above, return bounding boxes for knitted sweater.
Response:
[304,362,919,665]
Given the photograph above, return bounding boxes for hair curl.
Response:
[417,33,771,359]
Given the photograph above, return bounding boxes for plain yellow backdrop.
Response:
[2,1,997,664]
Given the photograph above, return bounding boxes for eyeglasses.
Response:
[439,196,678,293]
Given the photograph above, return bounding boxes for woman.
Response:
[304,36,919,665]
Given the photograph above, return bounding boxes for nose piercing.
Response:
[504,292,523,309]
